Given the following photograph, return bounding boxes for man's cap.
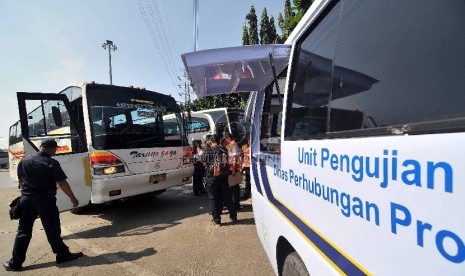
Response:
[40,138,58,148]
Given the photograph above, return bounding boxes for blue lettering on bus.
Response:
[391,202,464,263]
[313,147,454,193]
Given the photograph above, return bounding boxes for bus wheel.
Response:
[282,251,309,276]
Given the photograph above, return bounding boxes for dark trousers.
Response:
[10,194,69,266]
[193,166,206,195]
[230,184,241,209]
[242,167,251,198]
[206,176,237,223]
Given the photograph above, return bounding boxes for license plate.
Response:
[149,173,166,183]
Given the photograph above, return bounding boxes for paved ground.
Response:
[0,171,274,276]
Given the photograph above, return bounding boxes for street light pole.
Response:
[101,40,117,85]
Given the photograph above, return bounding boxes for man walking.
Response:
[3,139,83,271]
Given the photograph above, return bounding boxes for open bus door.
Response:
[182,44,291,162]
[17,92,91,212]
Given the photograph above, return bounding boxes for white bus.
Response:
[182,0,465,274]
[8,82,194,212]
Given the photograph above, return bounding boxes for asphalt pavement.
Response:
[0,171,274,276]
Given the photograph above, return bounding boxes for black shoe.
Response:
[3,261,21,271]
[56,252,84,264]
[231,218,238,224]
[213,219,222,226]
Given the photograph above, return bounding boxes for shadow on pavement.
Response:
[22,247,156,270]
[62,189,218,239]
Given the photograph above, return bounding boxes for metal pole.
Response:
[108,46,112,85]
[102,40,117,85]
[193,0,199,52]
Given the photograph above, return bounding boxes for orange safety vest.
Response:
[243,146,250,168]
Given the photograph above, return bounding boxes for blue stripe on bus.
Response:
[251,157,263,195]
[257,161,367,276]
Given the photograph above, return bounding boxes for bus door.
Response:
[17,92,91,212]
[182,44,291,195]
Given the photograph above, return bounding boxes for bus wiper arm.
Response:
[269,52,282,104]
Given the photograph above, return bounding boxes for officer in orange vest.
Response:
[240,137,251,200]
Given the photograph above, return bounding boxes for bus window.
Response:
[186,117,210,133]
[205,110,229,138]
[22,98,82,154]
[260,74,286,153]
[87,88,182,149]
[226,109,251,145]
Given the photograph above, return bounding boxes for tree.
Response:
[278,0,293,41]
[269,17,279,43]
[283,0,313,38]
[190,93,248,111]
[259,8,271,44]
[260,8,279,45]
[242,24,250,45]
[246,6,259,45]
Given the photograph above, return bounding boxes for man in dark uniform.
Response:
[202,134,238,226]
[3,139,83,271]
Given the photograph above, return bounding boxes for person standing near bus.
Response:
[240,137,251,201]
[3,139,83,271]
[202,135,237,226]
[192,140,207,196]
[222,133,242,210]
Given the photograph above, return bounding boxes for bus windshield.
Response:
[87,86,185,150]
[198,108,250,142]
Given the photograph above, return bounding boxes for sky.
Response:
[0,0,286,149]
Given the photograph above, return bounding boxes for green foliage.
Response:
[269,17,280,43]
[285,0,313,33]
[260,8,279,45]
[246,6,259,45]
[242,24,250,45]
[278,0,313,41]
[259,8,271,44]
[189,93,249,111]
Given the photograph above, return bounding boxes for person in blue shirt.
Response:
[3,139,83,271]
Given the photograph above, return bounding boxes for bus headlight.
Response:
[94,165,125,175]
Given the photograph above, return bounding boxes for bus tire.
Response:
[282,251,309,276]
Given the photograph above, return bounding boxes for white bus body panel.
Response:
[90,147,193,204]
[91,165,193,204]
[252,134,465,275]
[21,138,91,212]
[53,153,91,211]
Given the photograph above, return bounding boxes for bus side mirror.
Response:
[52,106,63,127]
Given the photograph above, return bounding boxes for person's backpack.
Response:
[212,147,229,177]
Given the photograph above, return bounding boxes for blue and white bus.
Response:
[182,0,465,274]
